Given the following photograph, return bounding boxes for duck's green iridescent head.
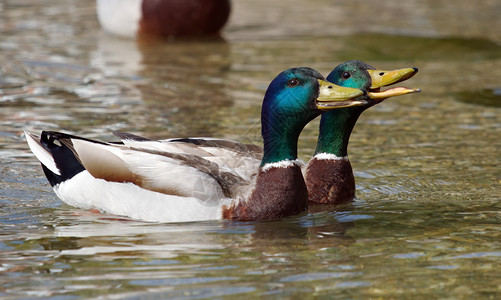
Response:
[263,67,365,117]
[327,60,374,91]
[314,61,420,157]
[260,67,364,165]
[327,60,420,104]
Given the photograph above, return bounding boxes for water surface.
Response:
[1,0,500,298]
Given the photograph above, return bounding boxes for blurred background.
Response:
[0,0,500,299]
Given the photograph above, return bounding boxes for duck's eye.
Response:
[287,78,299,87]
[342,72,351,79]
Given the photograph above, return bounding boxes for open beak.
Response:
[316,79,366,109]
[367,68,421,100]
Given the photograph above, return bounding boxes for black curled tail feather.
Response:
[40,131,85,186]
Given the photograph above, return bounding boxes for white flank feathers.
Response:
[70,139,228,203]
[313,153,348,161]
[54,171,233,223]
[24,131,61,175]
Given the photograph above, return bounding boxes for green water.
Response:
[1,0,500,298]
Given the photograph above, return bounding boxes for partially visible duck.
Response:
[26,67,364,223]
[96,0,231,39]
[305,60,420,204]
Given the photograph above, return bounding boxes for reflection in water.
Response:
[250,213,354,252]
[91,33,233,137]
[45,209,355,260]
[136,38,233,137]
[91,34,143,76]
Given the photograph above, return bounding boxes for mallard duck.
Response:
[98,61,420,206]
[305,60,420,204]
[25,67,364,223]
[96,0,231,39]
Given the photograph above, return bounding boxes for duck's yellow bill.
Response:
[367,87,421,99]
[316,79,366,109]
[367,68,421,99]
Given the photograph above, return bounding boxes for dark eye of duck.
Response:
[342,72,351,79]
[287,78,299,87]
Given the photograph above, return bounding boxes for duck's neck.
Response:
[314,107,365,157]
[261,133,299,166]
[260,106,314,166]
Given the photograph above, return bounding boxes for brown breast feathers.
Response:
[222,165,308,221]
[305,157,355,204]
